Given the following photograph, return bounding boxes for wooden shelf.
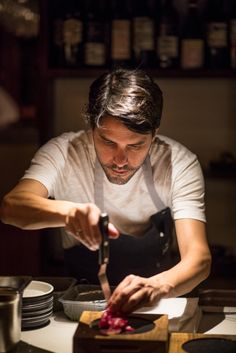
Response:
[45,68,236,79]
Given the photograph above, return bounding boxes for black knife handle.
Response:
[99,213,109,265]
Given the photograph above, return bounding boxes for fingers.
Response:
[65,203,119,251]
[78,205,101,250]
[108,275,162,315]
[108,275,144,313]
[65,203,100,250]
[108,222,120,238]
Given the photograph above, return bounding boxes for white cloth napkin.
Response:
[134,297,200,332]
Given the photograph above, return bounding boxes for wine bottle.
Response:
[83,0,107,67]
[157,0,180,69]
[132,0,155,67]
[110,0,132,68]
[50,1,65,68]
[205,0,229,69]
[229,0,236,69]
[63,0,84,67]
[180,0,204,70]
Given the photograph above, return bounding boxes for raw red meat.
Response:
[99,307,134,335]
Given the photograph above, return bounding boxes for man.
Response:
[0,69,211,314]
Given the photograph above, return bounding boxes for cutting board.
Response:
[168,332,236,353]
[73,311,169,353]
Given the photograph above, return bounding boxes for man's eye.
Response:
[129,144,142,150]
[103,139,114,145]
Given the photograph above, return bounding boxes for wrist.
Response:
[51,200,76,226]
[152,274,176,298]
[160,283,175,298]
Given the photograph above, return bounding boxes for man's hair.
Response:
[85,68,163,134]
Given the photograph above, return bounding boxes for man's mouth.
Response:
[111,168,129,175]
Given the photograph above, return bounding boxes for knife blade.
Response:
[98,212,111,302]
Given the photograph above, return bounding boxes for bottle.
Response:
[63,0,84,67]
[180,0,205,70]
[132,0,155,67]
[157,0,180,69]
[205,0,229,69]
[50,1,65,68]
[110,0,132,68]
[83,0,108,67]
[229,0,236,69]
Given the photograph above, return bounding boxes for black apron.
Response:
[64,157,173,285]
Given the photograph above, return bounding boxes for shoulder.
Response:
[151,134,199,171]
[37,130,94,157]
[45,130,91,147]
[153,134,196,156]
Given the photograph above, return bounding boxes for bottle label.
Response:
[230,19,236,69]
[87,22,104,42]
[111,20,131,60]
[133,17,154,55]
[63,18,83,45]
[53,19,64,47]
[84,43,106,65]
[157,36,178,58]
[207,22,227,48]
[181,39,204,69]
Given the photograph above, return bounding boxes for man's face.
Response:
[93,115,153,185]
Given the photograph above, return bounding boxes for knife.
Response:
[98,212,111,302]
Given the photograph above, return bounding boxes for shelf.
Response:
[45,68,236,80]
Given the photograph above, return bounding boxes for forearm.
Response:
[153,252,211,298]
[0,191,74,230]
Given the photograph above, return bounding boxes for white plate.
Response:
[23,280,54,299]
[22,296,53,311]
[21,309,53,323]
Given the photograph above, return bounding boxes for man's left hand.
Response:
[107,274,173,315]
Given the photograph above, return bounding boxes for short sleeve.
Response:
[171,152,206,222]
[22,134,71,197]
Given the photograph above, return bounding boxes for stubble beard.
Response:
[103,165,139,185]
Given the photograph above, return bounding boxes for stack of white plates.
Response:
[22,280,54,330]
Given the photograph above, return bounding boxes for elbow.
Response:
[0,195,10,224]
[201,252,212,282]
[0,193,23,229]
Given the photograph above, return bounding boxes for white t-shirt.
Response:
[22,130,206,249]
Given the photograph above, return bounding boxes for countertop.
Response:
[20,298,236,353]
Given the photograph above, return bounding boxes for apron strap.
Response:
[142,157,166,210]
[94,158,105,212]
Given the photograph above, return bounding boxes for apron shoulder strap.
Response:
[94,158,105,212]
[142,157,166,210]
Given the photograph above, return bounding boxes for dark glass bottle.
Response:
[132,0,155,67]
[228,0,236,69]
[180,0,205,69]
[63,0,84,67]
[205,0,229,69]
[110,0,132,68]
[157,0,180,69]
[50,1,65,68]
[83,0,108,67]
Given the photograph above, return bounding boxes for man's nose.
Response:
[113,148,128,166]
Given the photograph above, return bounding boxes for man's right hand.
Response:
[65,203,119,251]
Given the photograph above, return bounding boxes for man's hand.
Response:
[65,203,119,251]
[108,274,173,315]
